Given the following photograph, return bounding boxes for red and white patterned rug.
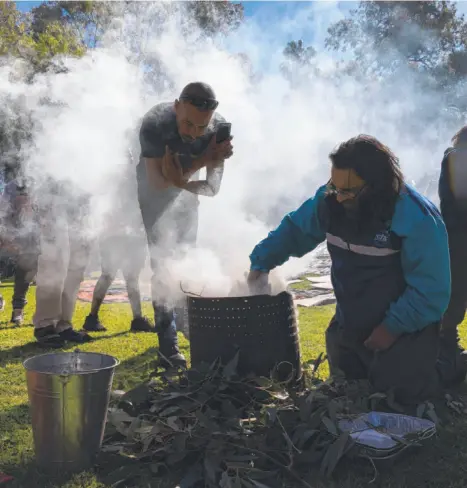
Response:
[77,279,152,304]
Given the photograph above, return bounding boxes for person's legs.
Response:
[57,208,92,343]
[369,323,440,406]
[439,230,467,385]
[325,317,370,380]
[11,253,37,325]
[139,193,186,366]
[172,198,199,341]
[121,234,152,331]
[83,236,118,332]
[33,202,69,347]
[441,230,467,343]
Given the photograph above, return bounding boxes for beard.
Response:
[325,193,383,233]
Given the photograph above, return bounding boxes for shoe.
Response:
[130,316,154,332]
[35,325,65,348]
[11,309,24,326]
[158,351,187,369]
[155,306,186,369]
[0,295,4,312]
[83,314,107,332]
[157,330,186,369]
[59,326,93,343]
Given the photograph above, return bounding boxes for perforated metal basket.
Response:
[187,291,301,381]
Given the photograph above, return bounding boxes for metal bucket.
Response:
[23,351,119,472]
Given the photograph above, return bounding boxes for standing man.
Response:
[138,82,233,368]
[248,135,450,405]
[438,126,467,385]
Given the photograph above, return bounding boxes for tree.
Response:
[0,1,90,78]
[0,2,35,58]
[280,39,318,87]
[185,1,244,36]
[324,1,467,123]
[30,1,115,49]
[325,2,467,80]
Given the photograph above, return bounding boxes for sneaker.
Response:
[157,332,186,369]
[0,295,4,312]
[11,309,24,326]
[83,314,107,332]
[155,306,186,369]
[130,316,153,332]
[59,326,93,343]
[35,325,65,348]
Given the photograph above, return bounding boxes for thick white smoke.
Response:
[0,2,460,299]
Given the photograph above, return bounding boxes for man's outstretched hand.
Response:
[364,324,398,352]
[247,269,270,294]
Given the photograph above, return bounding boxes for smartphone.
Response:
[216,123,232,144]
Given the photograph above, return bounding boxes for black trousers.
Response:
[326,317,440,405]
[441,229,467,343]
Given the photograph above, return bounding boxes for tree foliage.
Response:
[325,1,467,82]
[31,1,115,49]
[0,1,88,76]
[280,39,318,87]
[186,1,244,36]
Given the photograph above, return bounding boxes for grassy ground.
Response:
[1,281,467,487]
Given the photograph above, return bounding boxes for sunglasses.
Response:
[327,180,366,199]
[180,95,219,111]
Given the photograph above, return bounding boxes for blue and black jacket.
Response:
[250,184,451,340]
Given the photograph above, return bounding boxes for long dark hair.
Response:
[328,134,404,225]
[451,126,467,148]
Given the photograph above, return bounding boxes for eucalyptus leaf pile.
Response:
[102,354,433,488]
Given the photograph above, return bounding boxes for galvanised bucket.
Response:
[23,351,119,471]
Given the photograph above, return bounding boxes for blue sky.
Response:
[15,0,357,65]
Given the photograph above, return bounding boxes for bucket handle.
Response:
[179,281,206,298]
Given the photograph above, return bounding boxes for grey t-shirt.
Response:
[136,102,226,196]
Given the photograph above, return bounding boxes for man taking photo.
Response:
[138,82,233,368]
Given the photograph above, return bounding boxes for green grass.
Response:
[289,280,313,291]
[1,281,467,487]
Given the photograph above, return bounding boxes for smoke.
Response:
[0,2,461,300]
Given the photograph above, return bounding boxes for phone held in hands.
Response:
[216,123,232,144]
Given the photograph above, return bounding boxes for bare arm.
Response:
[182,161,225,197]
[144,157,170,190]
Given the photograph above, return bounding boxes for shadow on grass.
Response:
[0,332,131,368]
